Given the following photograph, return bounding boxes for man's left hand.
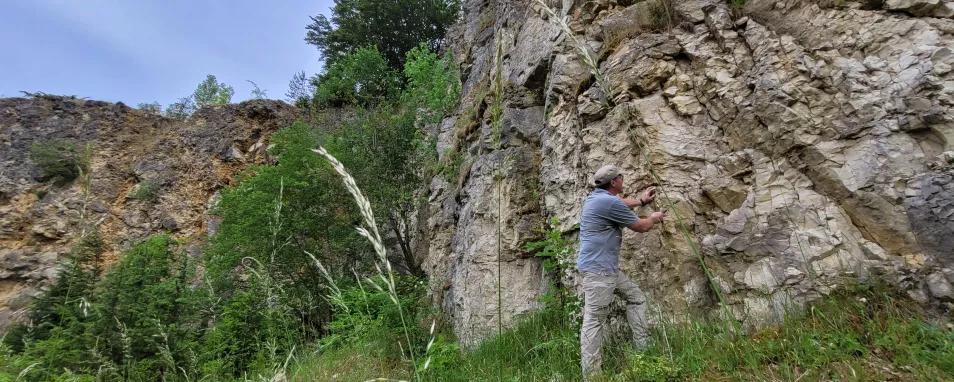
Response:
[639,186,657,206]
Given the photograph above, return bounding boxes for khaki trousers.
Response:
[580,271,649,378]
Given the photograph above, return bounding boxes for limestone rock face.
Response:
[417,0,954,346]
[0,97,297,329]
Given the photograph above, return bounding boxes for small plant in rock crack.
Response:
[129,181,160,202]
[648,0,682,34]
[526,218,582,318]
[29,140,87,184]
[437,147,466,184]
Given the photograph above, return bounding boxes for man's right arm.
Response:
[627,212,666,233]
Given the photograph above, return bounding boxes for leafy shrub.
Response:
[1,235,202,381]
[164,97,195,119]
[200,120,379,376]
[319,276,429,360]
[163,74,233,119]
[526,218,580,315]
[204,121,362,292]
[29,140,85,184]
[198,278,301,378]
[617,352,682,382]
[313,46,401,108]
[137,102,162,115]
[129,181,160,202]
[402,44,461,123]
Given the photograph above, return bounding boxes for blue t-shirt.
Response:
[577,189,639,274]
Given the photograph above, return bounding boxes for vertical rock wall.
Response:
[417,0,954,346]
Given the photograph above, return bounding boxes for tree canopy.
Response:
[163,74,234,119]
[192,74,235,108]
[312,46,401,108]
[305,0,460,70]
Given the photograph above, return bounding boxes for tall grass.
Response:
[534,0,611,105]
[644,283,954,380]
[312,146,420,380]
[490,28,507,381]
[292,283,954,381]
[491,28,505,343]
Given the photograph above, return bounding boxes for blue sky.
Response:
[1,0,333,107]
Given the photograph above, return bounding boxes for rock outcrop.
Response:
[0,96,298,329]
[418,0,954,346]
[4,0,954,350]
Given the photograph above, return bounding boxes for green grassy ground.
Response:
[290,283,954,381]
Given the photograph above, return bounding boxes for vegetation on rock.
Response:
[1,27,461,379]
[7,1,954,382]
[29,140,88,185]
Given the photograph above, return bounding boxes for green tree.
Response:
[192,74,234,108]
[312,46,401,107]
[91,235,201,380]
[402,43,461,124]
[2,235,202,381]
[286,71,315,107]
[308,45,459,274]
[204,122,358,286]
[137,102,162,115]
[164,96,195,119]
[247,80,268,99]
[305,0,460,70]
[322,105,426,275]
[200,121,368,376]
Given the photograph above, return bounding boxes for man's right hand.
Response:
[626,210,668,232]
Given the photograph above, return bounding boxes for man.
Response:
[578,164,666,378]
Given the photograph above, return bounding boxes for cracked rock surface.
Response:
[0,97,298,330]
[416,0,954,346]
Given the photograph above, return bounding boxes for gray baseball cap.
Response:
[592,165,620,187]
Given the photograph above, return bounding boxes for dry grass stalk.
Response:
[305,251,348,313]
[312,146,420,380]
[534,0,611,104]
